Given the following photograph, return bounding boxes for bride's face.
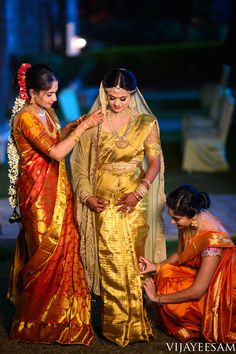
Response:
[106,88,131,113]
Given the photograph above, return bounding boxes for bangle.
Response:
[80,191,93,204]
[132,191,142,201]
[141,178,151,190]
[69,130,80,143]
[135,183,148,199]
[156,294,163,306]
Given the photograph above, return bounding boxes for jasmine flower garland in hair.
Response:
[7,63,31,213]
[7,96,25,209]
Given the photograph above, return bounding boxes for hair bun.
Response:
[200,192,211,209]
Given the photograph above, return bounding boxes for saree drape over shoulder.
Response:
[70,113,166,347]
[8,107,93,345]
[156,230,236,343]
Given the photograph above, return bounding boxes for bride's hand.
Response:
[115,193,138,213]
[86,196,109,213]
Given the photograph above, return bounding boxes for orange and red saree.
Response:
[8,107,93,345]
[156,230,236,343]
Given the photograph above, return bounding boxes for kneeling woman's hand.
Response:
[143,277,158,303]
[139,256,157,274]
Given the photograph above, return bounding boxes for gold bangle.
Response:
[156,294,163,306]
[80,191,93,204]
[69,130,80,143]
[132,191,142,201]
[135,183,148,199]
[141,178,151,190]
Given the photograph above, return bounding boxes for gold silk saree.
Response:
[156,230,236,343]
[8,107,93,345]
[71,113,166,346]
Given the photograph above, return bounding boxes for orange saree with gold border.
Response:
[8,107,93,344]
[156,230,236,343]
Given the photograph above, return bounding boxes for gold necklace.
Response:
[107,109,134,148]
[184,213,204,246]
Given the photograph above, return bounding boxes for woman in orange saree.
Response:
[7,63,103,344]
[140,185,236,343]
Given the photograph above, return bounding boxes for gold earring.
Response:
[191,218,197,227]
[129,98,135,110]
[30,96,35,104]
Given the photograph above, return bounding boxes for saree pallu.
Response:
[8,108,93,345]
[156,230,236,343]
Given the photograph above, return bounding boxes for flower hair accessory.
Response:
[7,63,31,220]
[17,63,31,99]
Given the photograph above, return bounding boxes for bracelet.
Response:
[135,183,148,199]
[69,129,80,143]
[156,294,163,306]
[80,191,93,204]
[132,183,148,202]
[132,191,142,201]
[141,178,151,190]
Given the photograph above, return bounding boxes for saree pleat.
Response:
[96,197,152,346]
[156,230,236,343]
[8,108,93,345]
[94,115,159,346]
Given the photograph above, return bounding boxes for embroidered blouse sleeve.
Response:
[201,247,223,257]
[144,121,161,157]
[17,111,56,155]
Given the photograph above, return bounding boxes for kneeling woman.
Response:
[140,185,236,343]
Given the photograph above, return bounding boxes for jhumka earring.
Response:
[30,96,35,104]
[129,98,135,111]
[191,218,198,227]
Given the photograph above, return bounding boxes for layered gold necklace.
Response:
[106,108,135,148]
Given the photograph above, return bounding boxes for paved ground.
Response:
[1,195,236,242]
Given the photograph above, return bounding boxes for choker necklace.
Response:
[110,108,131,120]
[107,109,134,148]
